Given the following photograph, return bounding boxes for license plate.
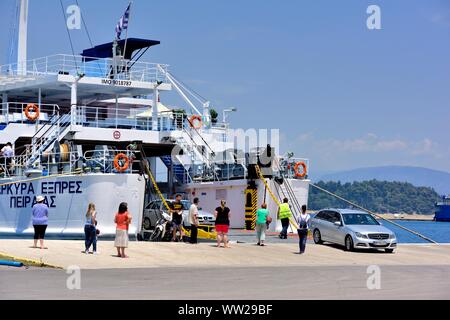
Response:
[373,241,387,246]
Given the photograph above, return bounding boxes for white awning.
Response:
[134,102,171,117]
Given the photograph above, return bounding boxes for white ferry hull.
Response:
[0,174,146,238]
[184,178,310,230]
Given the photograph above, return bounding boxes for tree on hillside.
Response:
[308,180,441,214]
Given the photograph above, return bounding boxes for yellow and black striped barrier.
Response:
[244,187,257,230]
[182,225,217,240]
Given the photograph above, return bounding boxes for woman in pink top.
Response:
[114,202,132,258]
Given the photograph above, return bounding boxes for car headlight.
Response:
[355,232,368,239]
[390,234,396,239]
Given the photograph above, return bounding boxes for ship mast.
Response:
[17,0,29,76]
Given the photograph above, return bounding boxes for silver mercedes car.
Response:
[310,209,397,253]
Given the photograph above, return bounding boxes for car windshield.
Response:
[342,213,380,225]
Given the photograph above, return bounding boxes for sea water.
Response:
[382,220,450,244]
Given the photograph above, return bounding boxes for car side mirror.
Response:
[334,221,342,227]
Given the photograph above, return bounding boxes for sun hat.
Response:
[36,195,45,203]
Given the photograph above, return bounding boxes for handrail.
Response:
[186,118,216,156]
[2,148,144,177]
[30,113,60,140]
[255,164,299,230]
[273,157,304,221]
[0,102,60,125]
[0,54,170,84]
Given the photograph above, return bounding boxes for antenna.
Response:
[17,0,29,76]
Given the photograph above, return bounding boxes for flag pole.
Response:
[123,1,132,73]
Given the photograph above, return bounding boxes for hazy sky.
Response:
[1,0,449,175]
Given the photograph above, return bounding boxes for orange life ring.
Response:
[24,104,40,122]
[114,153,130,172]
[189,115,202,129]
[294,162,307,178]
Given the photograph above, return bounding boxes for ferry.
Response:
[0,0,310,238]
[434,196,450,222]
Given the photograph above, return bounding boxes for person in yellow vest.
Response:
[278,198,292,239]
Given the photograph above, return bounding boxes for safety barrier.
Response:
[182,225,217,240]
[244,187,257,230]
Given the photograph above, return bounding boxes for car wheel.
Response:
[313,229,323,244]
[345,235,354,252]
[137,233,143,241]
[385,249,395,253]
[143,218,152,230]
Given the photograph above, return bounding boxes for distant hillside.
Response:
[309,180,441,214]
[318,166,450,195]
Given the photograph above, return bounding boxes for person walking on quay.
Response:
[297,205,311,254]
[256,203,270,246]
[114,202,132,258]
[189,197,200,244]
[215,200,231,248]
[84,203,98,254]
[278,198,292,239]
[170,194,184,242]
[32,196,48,249]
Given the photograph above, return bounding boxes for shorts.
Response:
[172,221,182,229]
[33,225,47,240]
[215,224,229,233]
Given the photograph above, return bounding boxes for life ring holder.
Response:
[293,162,307,179]
[24,104,40,122]
[114,153,130,173]
[189,115,202,129]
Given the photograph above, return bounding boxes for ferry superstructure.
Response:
[434,196,450,222]
[0,0,310,238]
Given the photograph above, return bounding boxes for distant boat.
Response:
[434,196,450,222]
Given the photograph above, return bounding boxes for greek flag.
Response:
[115,4,131,39]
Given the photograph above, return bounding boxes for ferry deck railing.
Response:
[0,101,228,136]
[0,54,169,84]
[0,149,142,178]
[75,105,207,133]
[275,157,310,179]
[0,102,60,125]
[83,149,141,174]
[179,157,248,184]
